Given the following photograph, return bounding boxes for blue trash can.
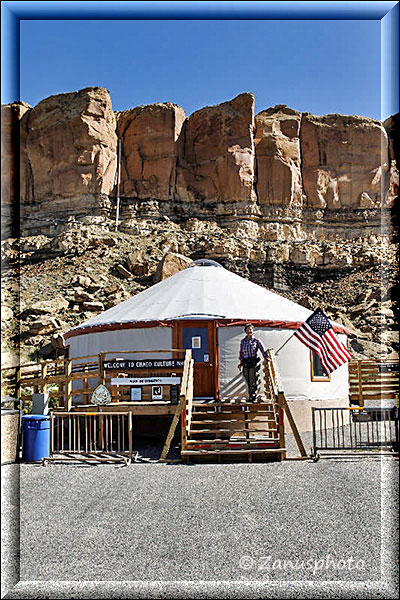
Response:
[22,415,50,462]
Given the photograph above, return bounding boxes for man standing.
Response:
[238,324,269,401]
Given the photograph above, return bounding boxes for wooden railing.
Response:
[349,360,399,407]
[185,359,194,438]
[264,349,307,459]
[1,349,187,411]
[160,350,193,461]
[49,411,133,462]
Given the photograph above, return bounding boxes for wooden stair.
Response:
[181,400,285,461]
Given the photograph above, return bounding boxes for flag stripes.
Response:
[294,308,351,375]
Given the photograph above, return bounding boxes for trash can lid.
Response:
[22,414,50,420]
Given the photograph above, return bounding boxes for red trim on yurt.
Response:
[65,317,351,341]
[215,319,351,336]
[64,320,174,340]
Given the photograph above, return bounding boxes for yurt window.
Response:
[310,350,331,382]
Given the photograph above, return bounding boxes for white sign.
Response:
[192,336,201,349]
[111,377,181,386]
[152,386,163,400]
[91,384,111,405]
[130,387,142,401]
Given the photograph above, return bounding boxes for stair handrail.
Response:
[180,349,192,399]
[186,359,194,436]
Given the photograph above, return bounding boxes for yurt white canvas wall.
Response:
[65,260,351,408]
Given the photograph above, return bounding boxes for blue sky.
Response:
[19,18,382,119]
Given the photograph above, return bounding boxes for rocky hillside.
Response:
[1,215,398,367]
[1,87,398,368]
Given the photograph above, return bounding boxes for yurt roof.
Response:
[66,260,349,338]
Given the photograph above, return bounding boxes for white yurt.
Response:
[65,260,351,408]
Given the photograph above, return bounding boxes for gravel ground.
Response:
[1,430,399,599]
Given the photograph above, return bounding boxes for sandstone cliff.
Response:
[1,87,398,365]
[2,86,396,246]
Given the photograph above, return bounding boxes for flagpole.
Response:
[275,330,298,355]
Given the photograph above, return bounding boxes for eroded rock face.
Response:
[384,113,399,207]
[254,105,303,207]
[175,93,256,204]
[117,103,186,201]
[300,113,389,209]
[1,102,31,206]
[23,87,117,202]
[3,86,397,249]
[1,102,31,238]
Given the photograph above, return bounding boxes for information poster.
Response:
[130,387,142,401]
[192,336,201,349]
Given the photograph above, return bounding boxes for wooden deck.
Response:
[2,347,308,463]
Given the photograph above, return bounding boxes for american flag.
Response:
[294,308,352,374]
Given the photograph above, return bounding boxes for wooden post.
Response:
[50,411,54,455]
[15,366,21,402]
[357,361,363,408]
[98,353,106,385]
[65,360,73,411]
[128,411,133,461]
[160,350,192,462]
[159,394,186,461]
[41,363,48,395]
[277,392,286,460]
[281,394,307,457]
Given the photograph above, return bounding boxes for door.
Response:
[177,321,217,398]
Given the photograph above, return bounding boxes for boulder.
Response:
[153,252,192,282]
[82,301,104,311]
[22,87,117,203]
[28,297,69,315]
[71,275,92,289]
[117,102,186,200]
[50,332,66,350]
[254,105,303,207]
[115,264,132,279]
[73,289,95,303]
[1,306,14,323]
[29,317,61,336]
[126,250,150,275]
[175,93,256,203]
[300,113,389,209]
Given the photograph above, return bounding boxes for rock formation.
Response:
[117,103,185,201]
[254,105,303,208]
[1,87,394,257]
[1,101,31,237]
[300,113,389,210]
[18,87,117,232]
[1,87,398,366]
[175,93,256,206]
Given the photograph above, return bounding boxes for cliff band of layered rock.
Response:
[1,86,398,245]
[117,102,186,201]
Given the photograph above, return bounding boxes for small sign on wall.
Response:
[152,386,163,400]
[130,387,142,401]
[192,336,201,349]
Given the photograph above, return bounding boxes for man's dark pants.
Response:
[243,365,258,400]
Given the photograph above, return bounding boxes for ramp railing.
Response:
[311,406,399,460]
[49,410,133,462]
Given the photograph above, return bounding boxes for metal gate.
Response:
[47,411,133,464]
[311,407,399,460]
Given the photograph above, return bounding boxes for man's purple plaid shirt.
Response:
[239,336,267,360]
